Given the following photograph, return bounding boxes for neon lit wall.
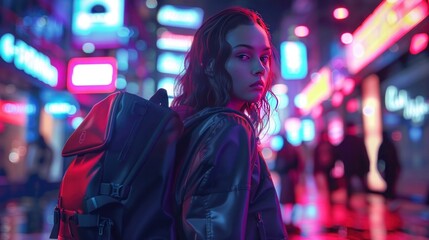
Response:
[362,74,385,191]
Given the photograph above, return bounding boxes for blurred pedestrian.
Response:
[26,134,53,198]
[313,129,337,198]
[377,131,401,209]
[334,121,370,209]
[275,135,304,234]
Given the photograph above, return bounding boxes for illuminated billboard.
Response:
[296,67,333,114]
[67,57,117,94]
[72,0,125,48]
[280,41,308,80]
[0,33,63,89]
[345,0,429,74]
[157,5,204,29]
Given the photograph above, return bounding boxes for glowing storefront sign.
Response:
[45,102,77,117]
[385,85,429,123]
[345,0,429,74]
[0,100,36,126]
[67,57,117,94]
[72,0,125,48]
[296,67,333,114]
[157,30,193,52]
[0,33,59,87]
[157,52,185,75]
[157,5,204,29]
[280,41,308,79]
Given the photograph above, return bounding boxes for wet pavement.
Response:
[1,175,428,240]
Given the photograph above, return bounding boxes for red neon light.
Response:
[0,100,27,126]
[345,0,429,74]
[410,33,428,54]
[67,57,117,94]
[346,98,360,113]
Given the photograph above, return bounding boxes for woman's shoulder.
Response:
[201,107,254,131]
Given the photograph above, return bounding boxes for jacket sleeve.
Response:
[180,114,255,240]
[247,154,288,240]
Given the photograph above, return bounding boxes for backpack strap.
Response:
[99,182,130,199]
[85,195,120,213]
[149,88,169,107]
[49,208,113,240]
[49,207,60,238]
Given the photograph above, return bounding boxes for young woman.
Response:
[172,7,287,239]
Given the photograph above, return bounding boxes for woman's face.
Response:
[225,23,271,111]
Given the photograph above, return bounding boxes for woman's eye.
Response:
[260,55,270,64]
[237,54,250,60]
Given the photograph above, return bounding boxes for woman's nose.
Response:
[253,59,266,75]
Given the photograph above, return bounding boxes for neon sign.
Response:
[157,52,185,75]
[157,30,193,52]
[0,100,36,126]
[280,41,308,79]
[67,57,117,94]
[345,0,429,74]
[157,5,204,29]
[45,102,77,117]
[72,0,125,48]
[385,85,429,123]
[0,33,58,87]
[296,67,333,114]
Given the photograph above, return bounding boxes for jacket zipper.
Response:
[256,213,267,240]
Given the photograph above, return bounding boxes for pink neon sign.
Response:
[345,0,429,74]
[67,57,117,94]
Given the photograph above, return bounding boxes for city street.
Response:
[1,174,428,240]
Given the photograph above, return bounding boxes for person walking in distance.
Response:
[334,121,370,209]
[377,131,401,210]
[275,134,304,235]
[313,129,337,199]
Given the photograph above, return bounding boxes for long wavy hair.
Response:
[171,7,279,135]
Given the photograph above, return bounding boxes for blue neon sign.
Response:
[280,41,308,80]
[157,5,204,29]
[72,0,125,35]
[0,33,58,87]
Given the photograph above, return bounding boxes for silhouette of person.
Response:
[26,134,53,198]
[313,129,336,197]
[275,135,304,234]
[377,131,401,205]
[334,121,370,209]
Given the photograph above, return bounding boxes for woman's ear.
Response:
[204,60,215,77]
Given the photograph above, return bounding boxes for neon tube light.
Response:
[345,0,429,74]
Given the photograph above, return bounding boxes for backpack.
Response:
[49,89,183,240]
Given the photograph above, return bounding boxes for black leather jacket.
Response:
[173,107,287,240]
